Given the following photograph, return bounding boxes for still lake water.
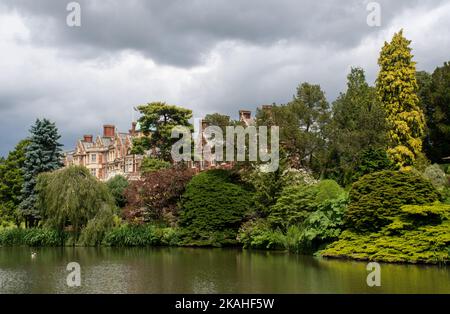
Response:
[0,247,449,293]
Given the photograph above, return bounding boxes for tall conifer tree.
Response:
[376,30,426,169]
[20,119,63,227]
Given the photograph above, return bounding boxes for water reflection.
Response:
[0,247,448,293]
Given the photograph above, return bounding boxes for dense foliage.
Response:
[269,179,344,230]
[376,30,425,169]
[106,175,129,208]
[104,224,180,246]
[322,203,450,264]
[124,166,195,225]
[179,170,252,246]
[0,228,64,247]
[328,68,388,186]
[0,139,29,226]
[346,170,440,232]
[1,30,449,265]
[418,62,450,162]
[36,166,116,241]
[140,157,171,174]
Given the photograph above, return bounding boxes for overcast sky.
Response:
[0,0,449,156]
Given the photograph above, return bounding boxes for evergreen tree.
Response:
[417,63,450,162]
[376,30,426,169]
[0,139,30,226]
[131,102,193,161]
[328,67,387,185]
[20,119,63,227]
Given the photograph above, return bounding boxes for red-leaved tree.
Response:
[123,165,196,225]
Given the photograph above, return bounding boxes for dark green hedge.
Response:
[179,169,252,246]
[346,170,440,232]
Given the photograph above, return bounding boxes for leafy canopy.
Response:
[0,139,29,226]
[36,166,115,240]
[132,102,193,161]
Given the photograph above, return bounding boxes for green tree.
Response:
[376,30,426,169]
[0,139,30,226]
[418,63,450,162]
[179,170,252,246]
[20,119,63,227]
[106,175,129,208]
[36,166,115,242]
[204,113,233,132]
[328,68,387,185]
[288,83,330,172]
[260,83,330,173]
[132,102,193,161]
[140,157,171,174]
[352,148,395,182]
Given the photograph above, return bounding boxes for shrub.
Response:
[237,219,285,250]
[423,164,448,190]
[23,228,63,246]
[106,175,129,208]
[0,228,64,246]
[269,179,344,230]
[322,203,450,264]
[0,228,25,246]
[346,170,440,232]
[297,197,348,253]
[315,180,345,202]
[179,169,252,246]
[352,148,395,182]
[104,224,180,246]
[400,203,450,225]
[140,157,171,174]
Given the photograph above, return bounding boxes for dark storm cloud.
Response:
[1,0,436,66]
[0,0,449,156]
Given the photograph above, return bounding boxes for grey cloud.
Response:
[1,0,440,67]
[0,0,449,156]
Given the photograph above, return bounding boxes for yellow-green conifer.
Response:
[376,30,426,169]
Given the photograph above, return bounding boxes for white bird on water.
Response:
[31,252,37,259]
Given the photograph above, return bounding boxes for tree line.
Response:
[0,30,449,263]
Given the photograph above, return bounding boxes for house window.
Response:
[126,159,133,173]
[91,154,97,163]
[90,168,97,177]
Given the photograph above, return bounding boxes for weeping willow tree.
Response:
[36,166,116,244]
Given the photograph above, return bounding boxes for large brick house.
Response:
[64,108,263,180]
[64,122,143,181]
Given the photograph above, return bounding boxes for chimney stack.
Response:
[83,135,93,143]
[103,125,115,137]
[239,110,251,121]
[129,121,137,135]
[201,119,210,131]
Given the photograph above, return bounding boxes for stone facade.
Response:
[64,122,143,181]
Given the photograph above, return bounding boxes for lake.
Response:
[0,247,449,293]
